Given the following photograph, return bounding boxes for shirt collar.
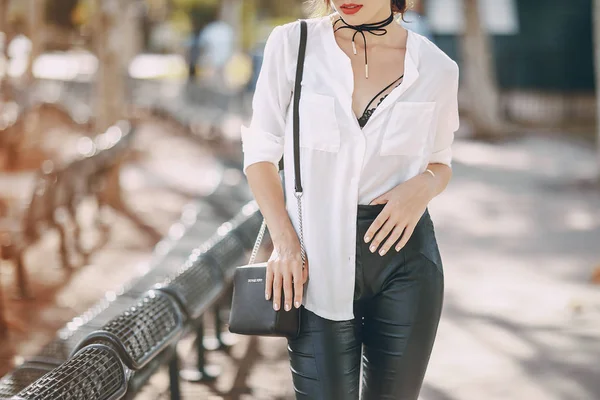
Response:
[379,28,420,107]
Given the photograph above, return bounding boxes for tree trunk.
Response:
[45,0,79,29]
[221,0,241,36]
[0,0,10,96]
[240,0,257,52]
[0,0,9,35]
[121,1,143,71]
[594,0,600,176]
[0,0,6,30]
[26,0,45,82]
[94,0,129,132]
[0,0,9,59]
[460,0,503,137]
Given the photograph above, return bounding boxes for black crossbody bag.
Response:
[228,20,308,338]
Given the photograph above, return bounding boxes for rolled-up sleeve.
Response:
[429,61,460,167]
[241,25,293,174]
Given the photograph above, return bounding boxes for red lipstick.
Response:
[339,3,363,15]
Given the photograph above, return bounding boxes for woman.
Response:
[241,0,459,398]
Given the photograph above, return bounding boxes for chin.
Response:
[340,14,366,24]
[335,9,377,25]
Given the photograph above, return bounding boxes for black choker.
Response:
[333,13,395,78]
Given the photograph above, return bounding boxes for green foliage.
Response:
[239,0,303,50]
[171,0,220,8]
[256,0,304,18]
[71,0,94,27]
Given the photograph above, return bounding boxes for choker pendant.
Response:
[333,12,395,79]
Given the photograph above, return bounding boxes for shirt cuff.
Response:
[428,147,452,167]
[241,125,284,174]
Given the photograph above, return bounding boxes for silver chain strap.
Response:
[294,192,306,265]
[247,192,306,267]
[248,217,267,266]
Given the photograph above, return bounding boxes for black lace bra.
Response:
[357,74,404,128]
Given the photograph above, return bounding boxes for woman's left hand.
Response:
[364,173,437,256]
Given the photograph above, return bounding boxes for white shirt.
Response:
[241,16,460,321]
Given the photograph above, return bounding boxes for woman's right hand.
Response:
[265,238,309,312]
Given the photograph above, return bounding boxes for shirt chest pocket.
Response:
[380,101,436,157]
[298,91,341,152]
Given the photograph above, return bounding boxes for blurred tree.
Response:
[239,0,302,51]
[171,0,219,33]
[240,0,257,51]
[0,0,12,92]
[0,0,8,50]
[171,0,219,78]
[45,0,79,29]
[0,0,7,30]
[594,0,600,175]
[461,0,504,137]
[256,0,303,19]
[121,1,144,66]
[0,0,15,52]
[26,0,46,81]
[138,2,153,50]
[93,0,128,131]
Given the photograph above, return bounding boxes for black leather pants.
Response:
[288,204,444,400]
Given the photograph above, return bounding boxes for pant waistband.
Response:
[357,204,386,220]
[357,204,431,223]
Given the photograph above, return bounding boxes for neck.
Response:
[363,7,396,25]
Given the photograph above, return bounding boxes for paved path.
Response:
[422,135,600,400]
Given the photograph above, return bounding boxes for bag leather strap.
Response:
[293,19,307,194]
[248,19,308,266]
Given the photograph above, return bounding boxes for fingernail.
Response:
[396,247,401,252]
[295,301,301,308]
[274,303,279,311]
[364,236,370,243]
[379,249,386,256]
[285,303,290,311]
[265,292,269,300]
[370,245,376,253]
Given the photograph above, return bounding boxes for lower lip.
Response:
[340,5,363,15]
